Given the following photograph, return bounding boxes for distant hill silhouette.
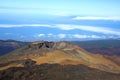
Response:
[72,39,120,55]
[0,40,29,56]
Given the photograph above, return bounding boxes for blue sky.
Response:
[0,0,120,16]
[0,0,120,41]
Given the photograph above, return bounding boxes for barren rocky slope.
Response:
[0,41,120,80]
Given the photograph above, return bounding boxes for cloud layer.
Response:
[0,24,120,36]
[72,16,120,21]
[0,24,51,28]
[36,33,116,39]
[54,24,120,35]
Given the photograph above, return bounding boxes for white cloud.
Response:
[57,34,66,38]
[38,34,45,37]
[34,33,119,39]
[73,34,89,38]
[72,16,120,21]
[53,24,75,30]
[90,35,101,38]
[54,24,120,35]
[51,34,113,39]
[0,24,51,28]
[73,34,104,39]
[0,24,120,36]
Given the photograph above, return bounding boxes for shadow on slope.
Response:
[0,60,120,80]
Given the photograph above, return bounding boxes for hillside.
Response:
[0,40,29,56]
[72,39,120,55]
[1,64,120,80]
[1,39,120,56]
[0,41,120,80]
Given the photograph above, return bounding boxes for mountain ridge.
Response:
[0,41,120,74]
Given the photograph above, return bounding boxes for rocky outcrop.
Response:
[21,59,36,67]
[55,41,76,49]
[28,41,55,49]
[28,41,76,50]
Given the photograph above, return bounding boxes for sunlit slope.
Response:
[0,41,120,73]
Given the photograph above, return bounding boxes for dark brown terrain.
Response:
[0,63,120,80]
